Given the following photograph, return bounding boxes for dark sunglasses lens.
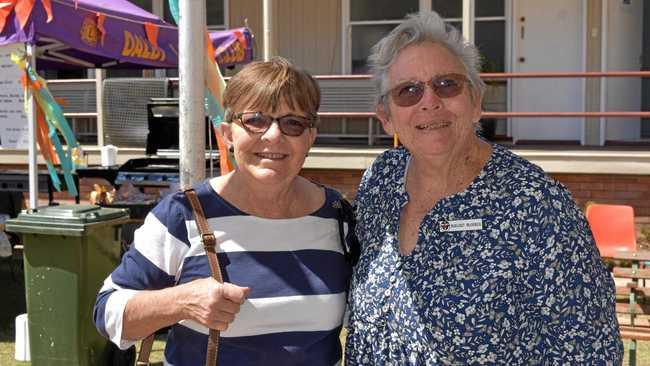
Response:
[433,75,464,98]
[279,117,310,136]
[241,113,271,132]
[392,82,424,107]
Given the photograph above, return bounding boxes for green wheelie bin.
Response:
[5,204,129,366]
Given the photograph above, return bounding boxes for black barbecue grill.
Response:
[76,97,220,244]
[78,97,220,190]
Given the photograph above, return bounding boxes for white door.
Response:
[510,0,583,143]
[604,0,642,142]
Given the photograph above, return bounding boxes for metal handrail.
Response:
[44,71,650,147]
[316,71,650,119]
[318,111,650,119]
[480,71,650,79]
[483,112,650,118]
[314,71,650,80]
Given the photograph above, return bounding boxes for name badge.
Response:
[439,218,483,232]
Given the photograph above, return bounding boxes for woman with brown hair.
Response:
[95,57,354,366]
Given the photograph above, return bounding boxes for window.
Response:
[348,0,506,74]
[336,0,508,145]
[71,117,98,145]
[475,20,505,73]
[164,1,225,30]
[349,0,418,74]
[351,0,418,21]
[432,0,506,73]
[466,1,506,139]
[476,0,505,17]
[52,117,98,145]
[431,0,461,18]
[351,25,395,74]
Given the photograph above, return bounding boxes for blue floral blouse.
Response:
[345,144,622,365]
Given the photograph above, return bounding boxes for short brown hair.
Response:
[224,57,320,119]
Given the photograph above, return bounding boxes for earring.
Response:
[228,145,234,153]
[393,133,399,148]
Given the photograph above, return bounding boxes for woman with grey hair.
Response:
[345,10,622,365]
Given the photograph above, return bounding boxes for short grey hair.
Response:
[369,11,485,107]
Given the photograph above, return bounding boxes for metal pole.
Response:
[26,45,38,209]
[263,0,273,60]
[95,68,105,147]
[599,0,608,146]
[179,0,206,188]
[341,0,349,73]
[462,0,475,43]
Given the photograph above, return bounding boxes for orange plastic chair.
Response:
[585,203,637,259]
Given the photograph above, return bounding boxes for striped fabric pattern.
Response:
[94,181,351,366]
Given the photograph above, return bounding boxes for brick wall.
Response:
[14,169,650,218]
[551,174,650,217]
[300,169,364,201]
[302,169,650,217]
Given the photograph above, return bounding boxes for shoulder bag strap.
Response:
[337,198,360,266]
[135,188,223,366]
[185,188,223,366]
[135,336,154,365]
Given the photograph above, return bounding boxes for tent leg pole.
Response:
[26,44,39,209]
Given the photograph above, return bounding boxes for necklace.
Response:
[407,143,489,208]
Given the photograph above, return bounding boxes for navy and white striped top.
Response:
[94,180,352,366]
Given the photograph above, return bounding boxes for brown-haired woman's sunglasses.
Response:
[231,111,316,137]
[385,73,469,107]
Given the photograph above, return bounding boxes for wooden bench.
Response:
[611,250,650,365]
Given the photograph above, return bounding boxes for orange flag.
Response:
[96,12,106,45]
[20,71,41,90]
[214,126,234,173]
[144,22,159,48]
[0,0,17,33]
[204,31,232,174]
[234,30,247,48]
[54,96,67,106]
[14,0,35,30]
[36,107,59,164]
[41,0,53,23]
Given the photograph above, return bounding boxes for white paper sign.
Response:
[0,43,29,149]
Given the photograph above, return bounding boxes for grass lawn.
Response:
[0,256,167,365]
[1,257,649,365]
[0,255,28,366]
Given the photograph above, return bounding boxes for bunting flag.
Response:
[96,12,106,45]
[35,107,63,190]
[144,21,159,48]
[1,0,52,34]
[167,0,235,175]
[41,0,52,22]
[0,0,17,33]
[36,108,59,165]
[14,0,35,30]
[12,51,84,197]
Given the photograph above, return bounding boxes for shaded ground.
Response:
[0,256,166,365]
[638,218,650,251]
[0,256,28,365]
